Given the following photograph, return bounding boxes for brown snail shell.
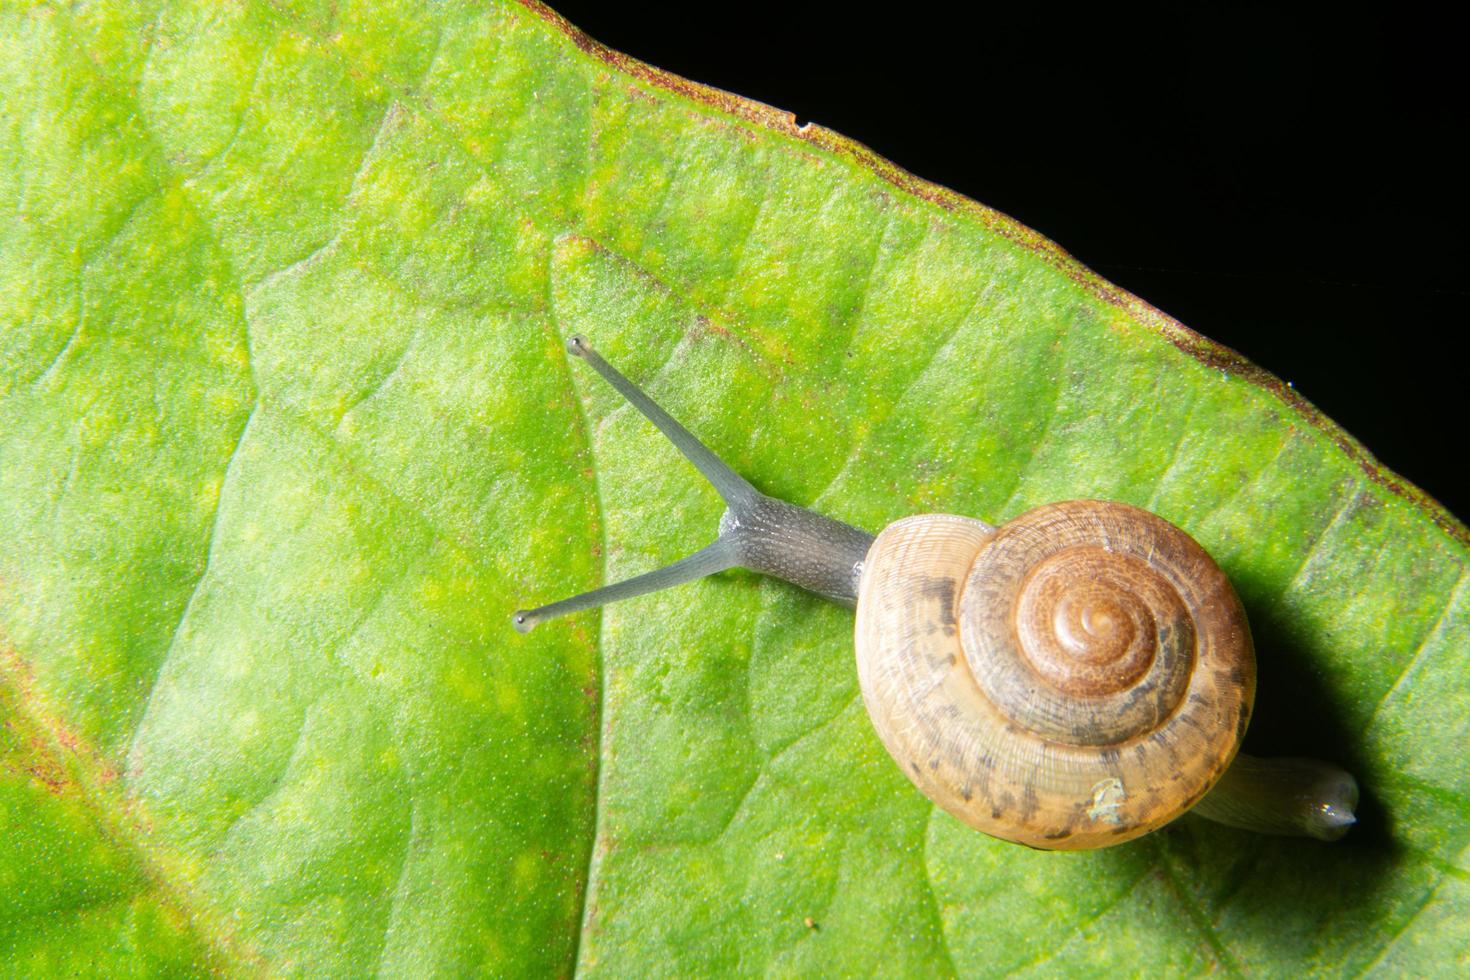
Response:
[855,500,1255,850]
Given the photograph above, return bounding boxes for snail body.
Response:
[514,337,1355,849]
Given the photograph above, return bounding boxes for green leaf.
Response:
[1,1,1465,975]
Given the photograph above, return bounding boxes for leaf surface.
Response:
[1,1,1465,976]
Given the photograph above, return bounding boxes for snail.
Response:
[514,336,1359,850]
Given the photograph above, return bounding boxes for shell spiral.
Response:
[854,500,1254,850]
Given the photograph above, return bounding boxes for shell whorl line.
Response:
[960,504,1222,749]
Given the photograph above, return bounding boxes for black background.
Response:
[548,2,1466,521]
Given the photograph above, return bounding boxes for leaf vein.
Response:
[1365,570,1467,732]
[1277,489,1362,599]
[1190,427,1296,530]
[1353,870,1447,977]
[813,249,994,512]
[124,401,260,765]
[997,331,1074,517]
[1142,390,1202,510]
[917,810,958,979]
[548,261,610,980]
[998,866,1153,977]
[1151,838,1246,978]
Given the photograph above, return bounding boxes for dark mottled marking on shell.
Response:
[919,575,959,628]
[1150,729,1183,769]
[1180,784,1211,808]
[1019,782,1039,819]
[923,645,952,671]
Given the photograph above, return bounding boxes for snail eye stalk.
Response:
[512,337,873,633]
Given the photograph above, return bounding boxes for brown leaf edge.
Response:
[516,0,1468,549]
